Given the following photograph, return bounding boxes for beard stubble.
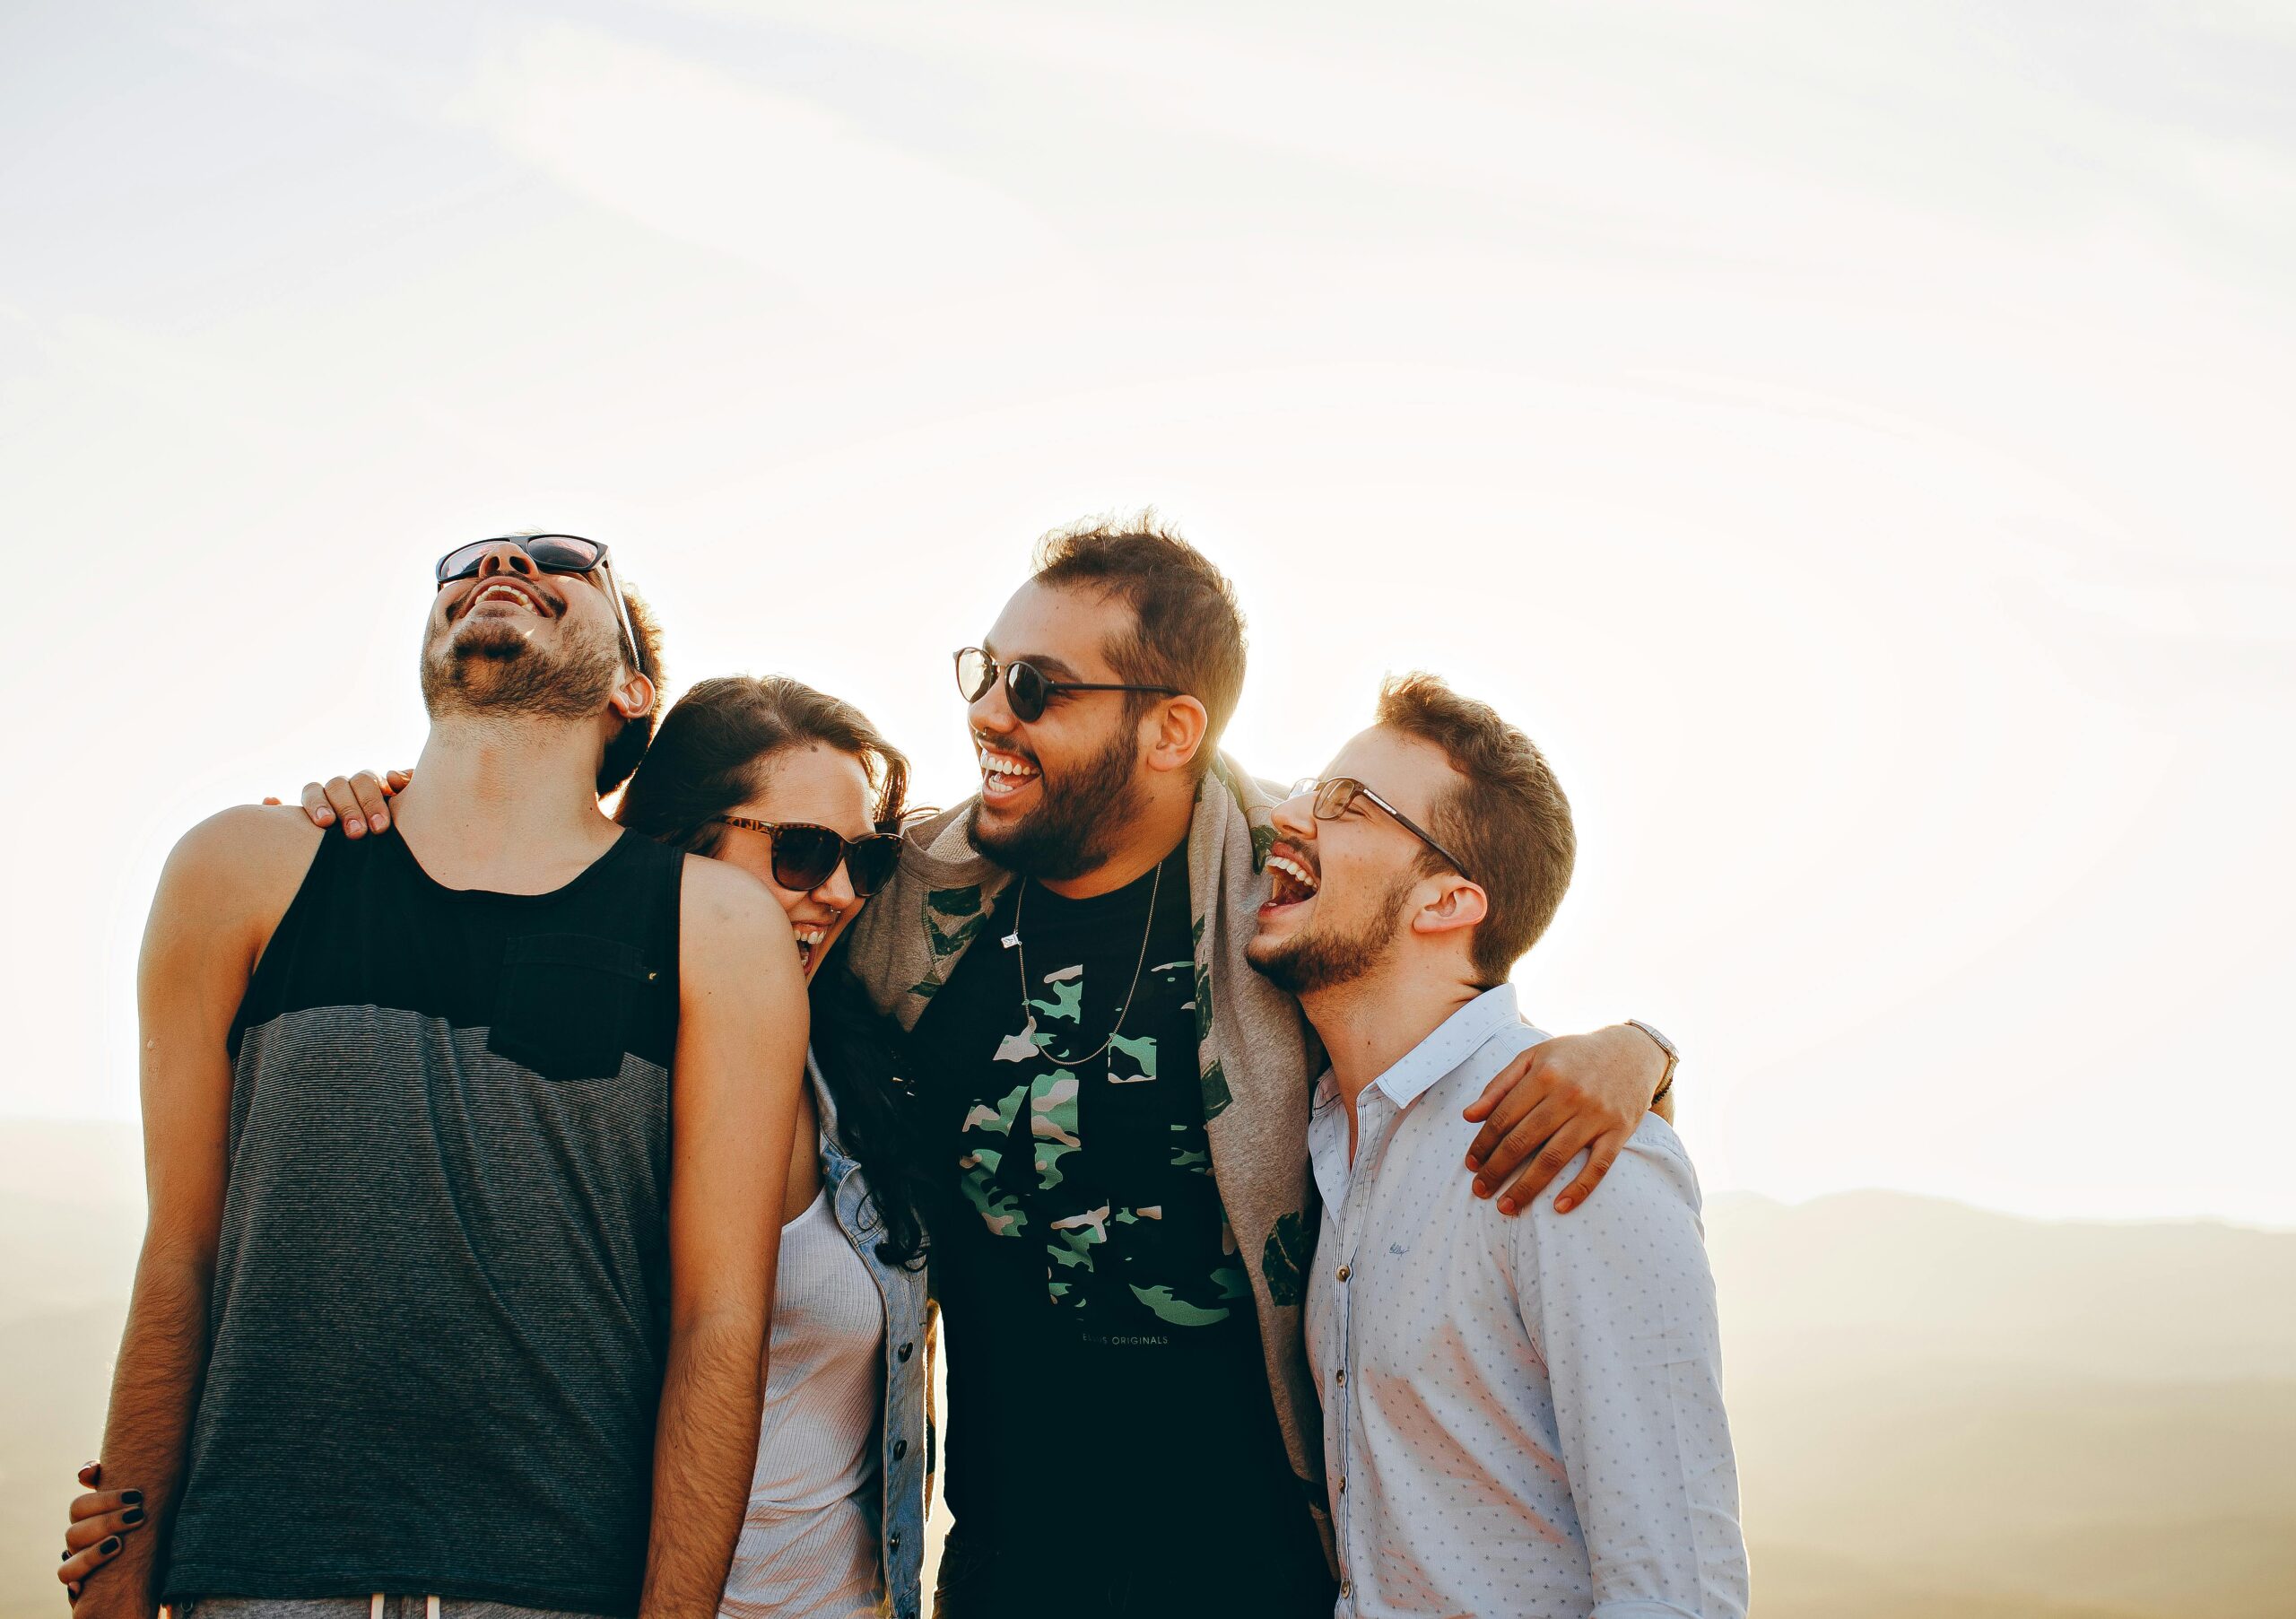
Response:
[964,716,1150,882]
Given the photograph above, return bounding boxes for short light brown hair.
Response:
[1031,512,1247,776]
[1375,672,1575,982]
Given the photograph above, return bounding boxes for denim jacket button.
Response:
[899,1341,914,1362]
[893,1439,908,1458]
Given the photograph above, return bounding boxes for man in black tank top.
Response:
[77,539,809,1619]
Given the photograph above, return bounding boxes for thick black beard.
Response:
[419,613,620,724]
[964,720,1147,882]
[1246,872,1416,997]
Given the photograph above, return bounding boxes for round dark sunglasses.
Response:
[953,646,1179,724]
[434,535,645,677]
[1289,776,1475,884]
[709,816,902,897]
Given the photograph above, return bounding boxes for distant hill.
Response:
[1707,1188,2296,1382]
[1712,1191,2296,1619]
[4,1124,2292,1619]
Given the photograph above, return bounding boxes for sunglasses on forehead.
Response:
[709,816,902,897]
[434,535,647,678]
[953,646,1180,724]
[1289,775,1476,884]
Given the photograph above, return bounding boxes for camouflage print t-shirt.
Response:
[912,841,1332,1613]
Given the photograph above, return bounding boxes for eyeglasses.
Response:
[709,817,902,896]
[953,646,1179,725]
[435,535,647,679]
[1288,776,1475,884]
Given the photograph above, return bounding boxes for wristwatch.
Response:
[1625,1019,1679,1102]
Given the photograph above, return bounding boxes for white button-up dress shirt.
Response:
[1305,985,1748,1618]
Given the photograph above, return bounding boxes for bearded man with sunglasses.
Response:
[841,518,1683,1618]
[74,537,809,1619]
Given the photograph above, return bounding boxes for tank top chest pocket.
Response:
[488,932,657,1082]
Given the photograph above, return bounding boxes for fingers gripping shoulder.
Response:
[1518,1123,1707,1262]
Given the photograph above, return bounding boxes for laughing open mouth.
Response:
[463,579,551,617]
[978,742,1041,800]
[1265,846,1320,908]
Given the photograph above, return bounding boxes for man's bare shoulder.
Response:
[144,806,324,971]
[163,805,323,900]
[675,853,801,991]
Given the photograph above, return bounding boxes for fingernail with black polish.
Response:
[120,1490,143,1506]
[100,1538,119,1555]
[123,1507,145,1525]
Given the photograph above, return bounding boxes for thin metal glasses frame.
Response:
[1289,775,1476,884]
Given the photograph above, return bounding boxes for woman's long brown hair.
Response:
[616,675,928,1268]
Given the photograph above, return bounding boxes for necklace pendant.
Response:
[1002,929,1022,949]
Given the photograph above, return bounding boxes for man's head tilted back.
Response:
[1248,672,1576,997]
[421,534,666,795]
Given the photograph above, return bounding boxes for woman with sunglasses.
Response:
[617,675,930,1619]
[65,674,935,1619]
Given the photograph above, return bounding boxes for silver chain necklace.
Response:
[1004,861,1164,1067]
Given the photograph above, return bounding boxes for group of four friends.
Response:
[60,518,1749,1618]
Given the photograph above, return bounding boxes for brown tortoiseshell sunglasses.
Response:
[709,817,902,896]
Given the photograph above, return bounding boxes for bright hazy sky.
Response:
[4,1,2292,1224]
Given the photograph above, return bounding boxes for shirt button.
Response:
[1337,1475,1347,1493]
[899,1342,914,1362]
[1335,1368,1346,1386]
[1339,1581,1352,1598]
[893,1439,908,1459]
[1335,1264,1350,1282]
[889,1530,900,1551]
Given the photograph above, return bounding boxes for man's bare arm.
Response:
[1460,1023,1673,1214]
[77,808,317,1619]
[637,857,809,1619]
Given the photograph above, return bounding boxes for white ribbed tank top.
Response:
[718,1178,889,1619]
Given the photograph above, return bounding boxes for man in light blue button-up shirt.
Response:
[1248,675,1748,1618]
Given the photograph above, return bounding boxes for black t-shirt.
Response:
[912,841,1332,1614]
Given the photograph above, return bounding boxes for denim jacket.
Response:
[809,1049,930,1619]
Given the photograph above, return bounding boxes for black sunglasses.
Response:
[435,535,646,677]
[1289,776,1475,884]
[953,646,1179,724]
[709,816,902,897]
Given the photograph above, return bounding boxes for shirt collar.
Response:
[1314,982,1523,1114]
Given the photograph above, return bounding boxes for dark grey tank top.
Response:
[163,827,685,1617]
